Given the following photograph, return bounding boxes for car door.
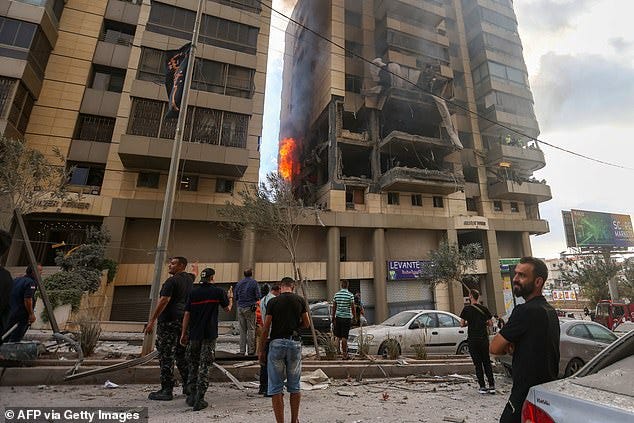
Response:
[563,323,597,366]
[434,312,464,354]
[403,312,435,354]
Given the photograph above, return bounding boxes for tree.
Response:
[221,172,308,280]
[559,255,634,307]
[0,136,70,229]
[426,240,484,292]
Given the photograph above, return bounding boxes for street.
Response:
[0,372,512,423]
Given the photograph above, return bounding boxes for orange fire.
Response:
[279,137,300,181]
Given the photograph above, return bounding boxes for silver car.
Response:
[523,330,634,422]
[496,319,618,378]
[347,310,469,356]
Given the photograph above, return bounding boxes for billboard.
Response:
[567,209,634,248]
[552,290,577,301]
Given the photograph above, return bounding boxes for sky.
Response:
[259,0,634,259]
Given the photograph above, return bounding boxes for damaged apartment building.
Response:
[280,0,551,322]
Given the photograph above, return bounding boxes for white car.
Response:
[347,310,469,356]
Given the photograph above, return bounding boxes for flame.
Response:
[279,137,300,181]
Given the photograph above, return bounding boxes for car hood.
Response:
[349,324,402,339]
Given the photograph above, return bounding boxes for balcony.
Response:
[488,180,552,203]
[380,130,455,154]
[118,134,249,177]
[486,142,545,173]
[380,166,464,194]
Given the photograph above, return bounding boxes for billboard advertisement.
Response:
[552,290,577,301]
[387,261,435,281]
[570,209,634,248]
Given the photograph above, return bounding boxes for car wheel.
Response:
[564,358,584,377]
[378,340,401,358]
[456,341,469,355]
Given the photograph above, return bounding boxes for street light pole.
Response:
[141,0,205,356]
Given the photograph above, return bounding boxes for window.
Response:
[100,19,135,45]
[340,236,347,262]
[147,2,259,55]
[411,194,422,207]
[312,306,329,317]
[215,179,234,193]
[127,98,249,148]
[466,197,478,212]
[433,196,444,208]
[345,10,362,27]
[510,202,519,213]
[345,74,362,93]
[387,192,400,205]
[346,187,364,208]
[0,18,52,77]
[587,324,617,343]
[90,65,126,93]
[386,29,449,63]
[139,48,255,98]
[413,313,437,328]
[0,17,36,48]
[74,114,116,143]
[493,200,503,212]
[137,172,160,188]
[212,0,261,13]
[7,81,34,134]
[437,313,459,327]
[68,162,105,189]
[345,40,362,58]
[568,324,592,340]
[0,77,14,117]
[179,175,198,191]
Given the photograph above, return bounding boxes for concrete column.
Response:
[521,231,532,257]
[373,228,388,322]
[326,226,340,300]
[446,229,465,315]
[239,228,256,280]
[102,216,126,261]
[484,230,505,315]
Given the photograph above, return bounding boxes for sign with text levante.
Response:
[387,260,435,281]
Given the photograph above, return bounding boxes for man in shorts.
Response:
[259,277,309,423]
[332,279,356,359]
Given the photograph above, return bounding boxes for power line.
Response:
[253,0,634,171]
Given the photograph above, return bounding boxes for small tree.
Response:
[559,255,634,307]
[426,240,484,292]
[0,136,69,230]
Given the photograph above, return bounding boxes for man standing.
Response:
[460,289,495,394]
[490,257,560,423]
[180,268,232,411]
[0,230,13,341]
[145,256,192,401]
[332,280,356,359]
[7,264,41,342]
[259,277,309,423]
[258,283,280,395]
[234,268,260,355]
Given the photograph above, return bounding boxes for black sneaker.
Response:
[148,388,173,401]
[186,394,195,406]
[183,384,191,396]
[192,399,208,411]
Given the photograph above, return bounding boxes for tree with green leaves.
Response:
[426,240,484,292]
[559,255,634,307]
[0,135,69,230]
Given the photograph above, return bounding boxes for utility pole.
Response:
[602,247,620,301]
[141,0,204,355]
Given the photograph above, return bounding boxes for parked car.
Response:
[495,319,618,378]
[521,330,634,422]
[299,301,367,344]
[614,321,634,337]
[347,310,469,356]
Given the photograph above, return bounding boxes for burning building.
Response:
[279,0,550,322]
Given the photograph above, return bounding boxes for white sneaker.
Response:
[487,387,496,394]
[478,387,488,394]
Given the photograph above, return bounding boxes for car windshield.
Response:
[381,311,418,327]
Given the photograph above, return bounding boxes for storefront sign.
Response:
[37,199,91,210]
[454,215,489,230]
[387,260,434,280]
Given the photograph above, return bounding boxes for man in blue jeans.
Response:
[259,277,309,423]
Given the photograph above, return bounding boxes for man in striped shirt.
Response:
[331,280,356,359]
[180,268,232,411]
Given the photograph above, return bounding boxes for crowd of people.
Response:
[1,237,562,423]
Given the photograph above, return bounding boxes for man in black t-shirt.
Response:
[491,257,559,423]
[180,268,232,411]
[145,256,193,401]
[460,289,495,394]
[259,277,309,423]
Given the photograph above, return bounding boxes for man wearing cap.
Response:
[145,256,192,401]
[180,268,232,410]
